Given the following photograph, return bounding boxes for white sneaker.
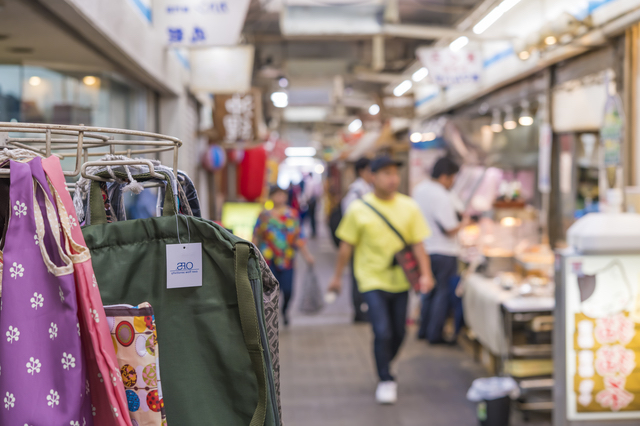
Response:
[375,381,397,404]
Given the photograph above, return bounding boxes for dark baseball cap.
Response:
[370,155,403,173]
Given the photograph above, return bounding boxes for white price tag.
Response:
[166,243,202,289]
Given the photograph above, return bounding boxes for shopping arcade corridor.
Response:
[279,224,551,426]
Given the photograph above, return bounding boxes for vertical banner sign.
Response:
[538,123,552,194]
[600,94,624,189]
[416,47,482,87]
[155,0,251,46]
[564,254,640,421]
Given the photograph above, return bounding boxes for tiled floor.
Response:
[279,222,551,426]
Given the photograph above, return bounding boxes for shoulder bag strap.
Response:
[361,200,408,247]
[235,242,268,426]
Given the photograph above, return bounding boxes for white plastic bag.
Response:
[467,377,520,402]
[299,264,324,315]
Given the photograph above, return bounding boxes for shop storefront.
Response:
[410,23,639,423]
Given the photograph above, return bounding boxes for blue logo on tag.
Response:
[177,262,194,271]
[170,261,199,275]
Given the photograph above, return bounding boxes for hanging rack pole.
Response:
[66,130,85,177]
[0,123,182,145]
[173,145,179,177]
[9,142,64,159]
[0,127,110,141]
[81,159,166,182]
[0,122,182,180]
[45,129,51,157]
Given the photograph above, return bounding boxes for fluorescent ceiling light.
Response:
[285,147,317,157]
[393,80,412,97]
[410,132,422,143]
[271,92,288,108]
[348,118,363,133]
[285,157,316,167]
[473,0,522,35]
[283,106,328,122]
[369,104,380,115]
[449,36,469,52]
[412,67,429,82]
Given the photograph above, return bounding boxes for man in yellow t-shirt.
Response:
[328,155,434,405]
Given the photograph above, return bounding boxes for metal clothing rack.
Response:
[0,122,182,184]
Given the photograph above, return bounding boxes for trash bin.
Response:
[467,377,520,426]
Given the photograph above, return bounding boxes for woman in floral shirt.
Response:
[254,186,314,325]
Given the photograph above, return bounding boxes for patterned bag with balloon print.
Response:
[104,302,167,426]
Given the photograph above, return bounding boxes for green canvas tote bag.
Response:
[82,175,279,426]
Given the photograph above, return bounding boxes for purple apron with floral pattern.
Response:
[0,159,93,425]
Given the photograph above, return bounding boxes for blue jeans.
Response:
[363,290,409,381]
[270,267,294,319]
[419,254,462,343]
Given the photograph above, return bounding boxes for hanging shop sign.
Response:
[190,45,254,94]
[154,0,251,46]
[538,123,552,194]
[563,254,640,420]
[213,88,262,143]
[600,93,624,188]
[416,47,482,87]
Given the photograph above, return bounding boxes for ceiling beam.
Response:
[257,23,508,41]
[355,72,403,84]
[383,23,506,41]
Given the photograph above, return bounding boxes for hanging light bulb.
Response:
[518,100,533,126]
[491,109,503,133]
[503,106,517,130]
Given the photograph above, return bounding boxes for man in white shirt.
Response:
[342,158,373,212]
[413,157,469,343]
[342,158,374,322]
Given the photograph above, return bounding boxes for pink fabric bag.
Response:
[43,156,132,426]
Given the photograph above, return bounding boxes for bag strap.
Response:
[361,200,408,247]
[235,242,268,426]
[88,170,177,225]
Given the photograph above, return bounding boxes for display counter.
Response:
[463,273,555,357]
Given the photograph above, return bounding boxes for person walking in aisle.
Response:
[342,157,374,322]
[328,155,434,404]
[413,157,470,344]
[303,172,323,239]
[254,185,315,326]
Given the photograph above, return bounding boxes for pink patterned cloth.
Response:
[43,156,132,426]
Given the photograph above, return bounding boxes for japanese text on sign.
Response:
[223,94,254,143]
[155,0,250,46]
[417,47,482,87]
